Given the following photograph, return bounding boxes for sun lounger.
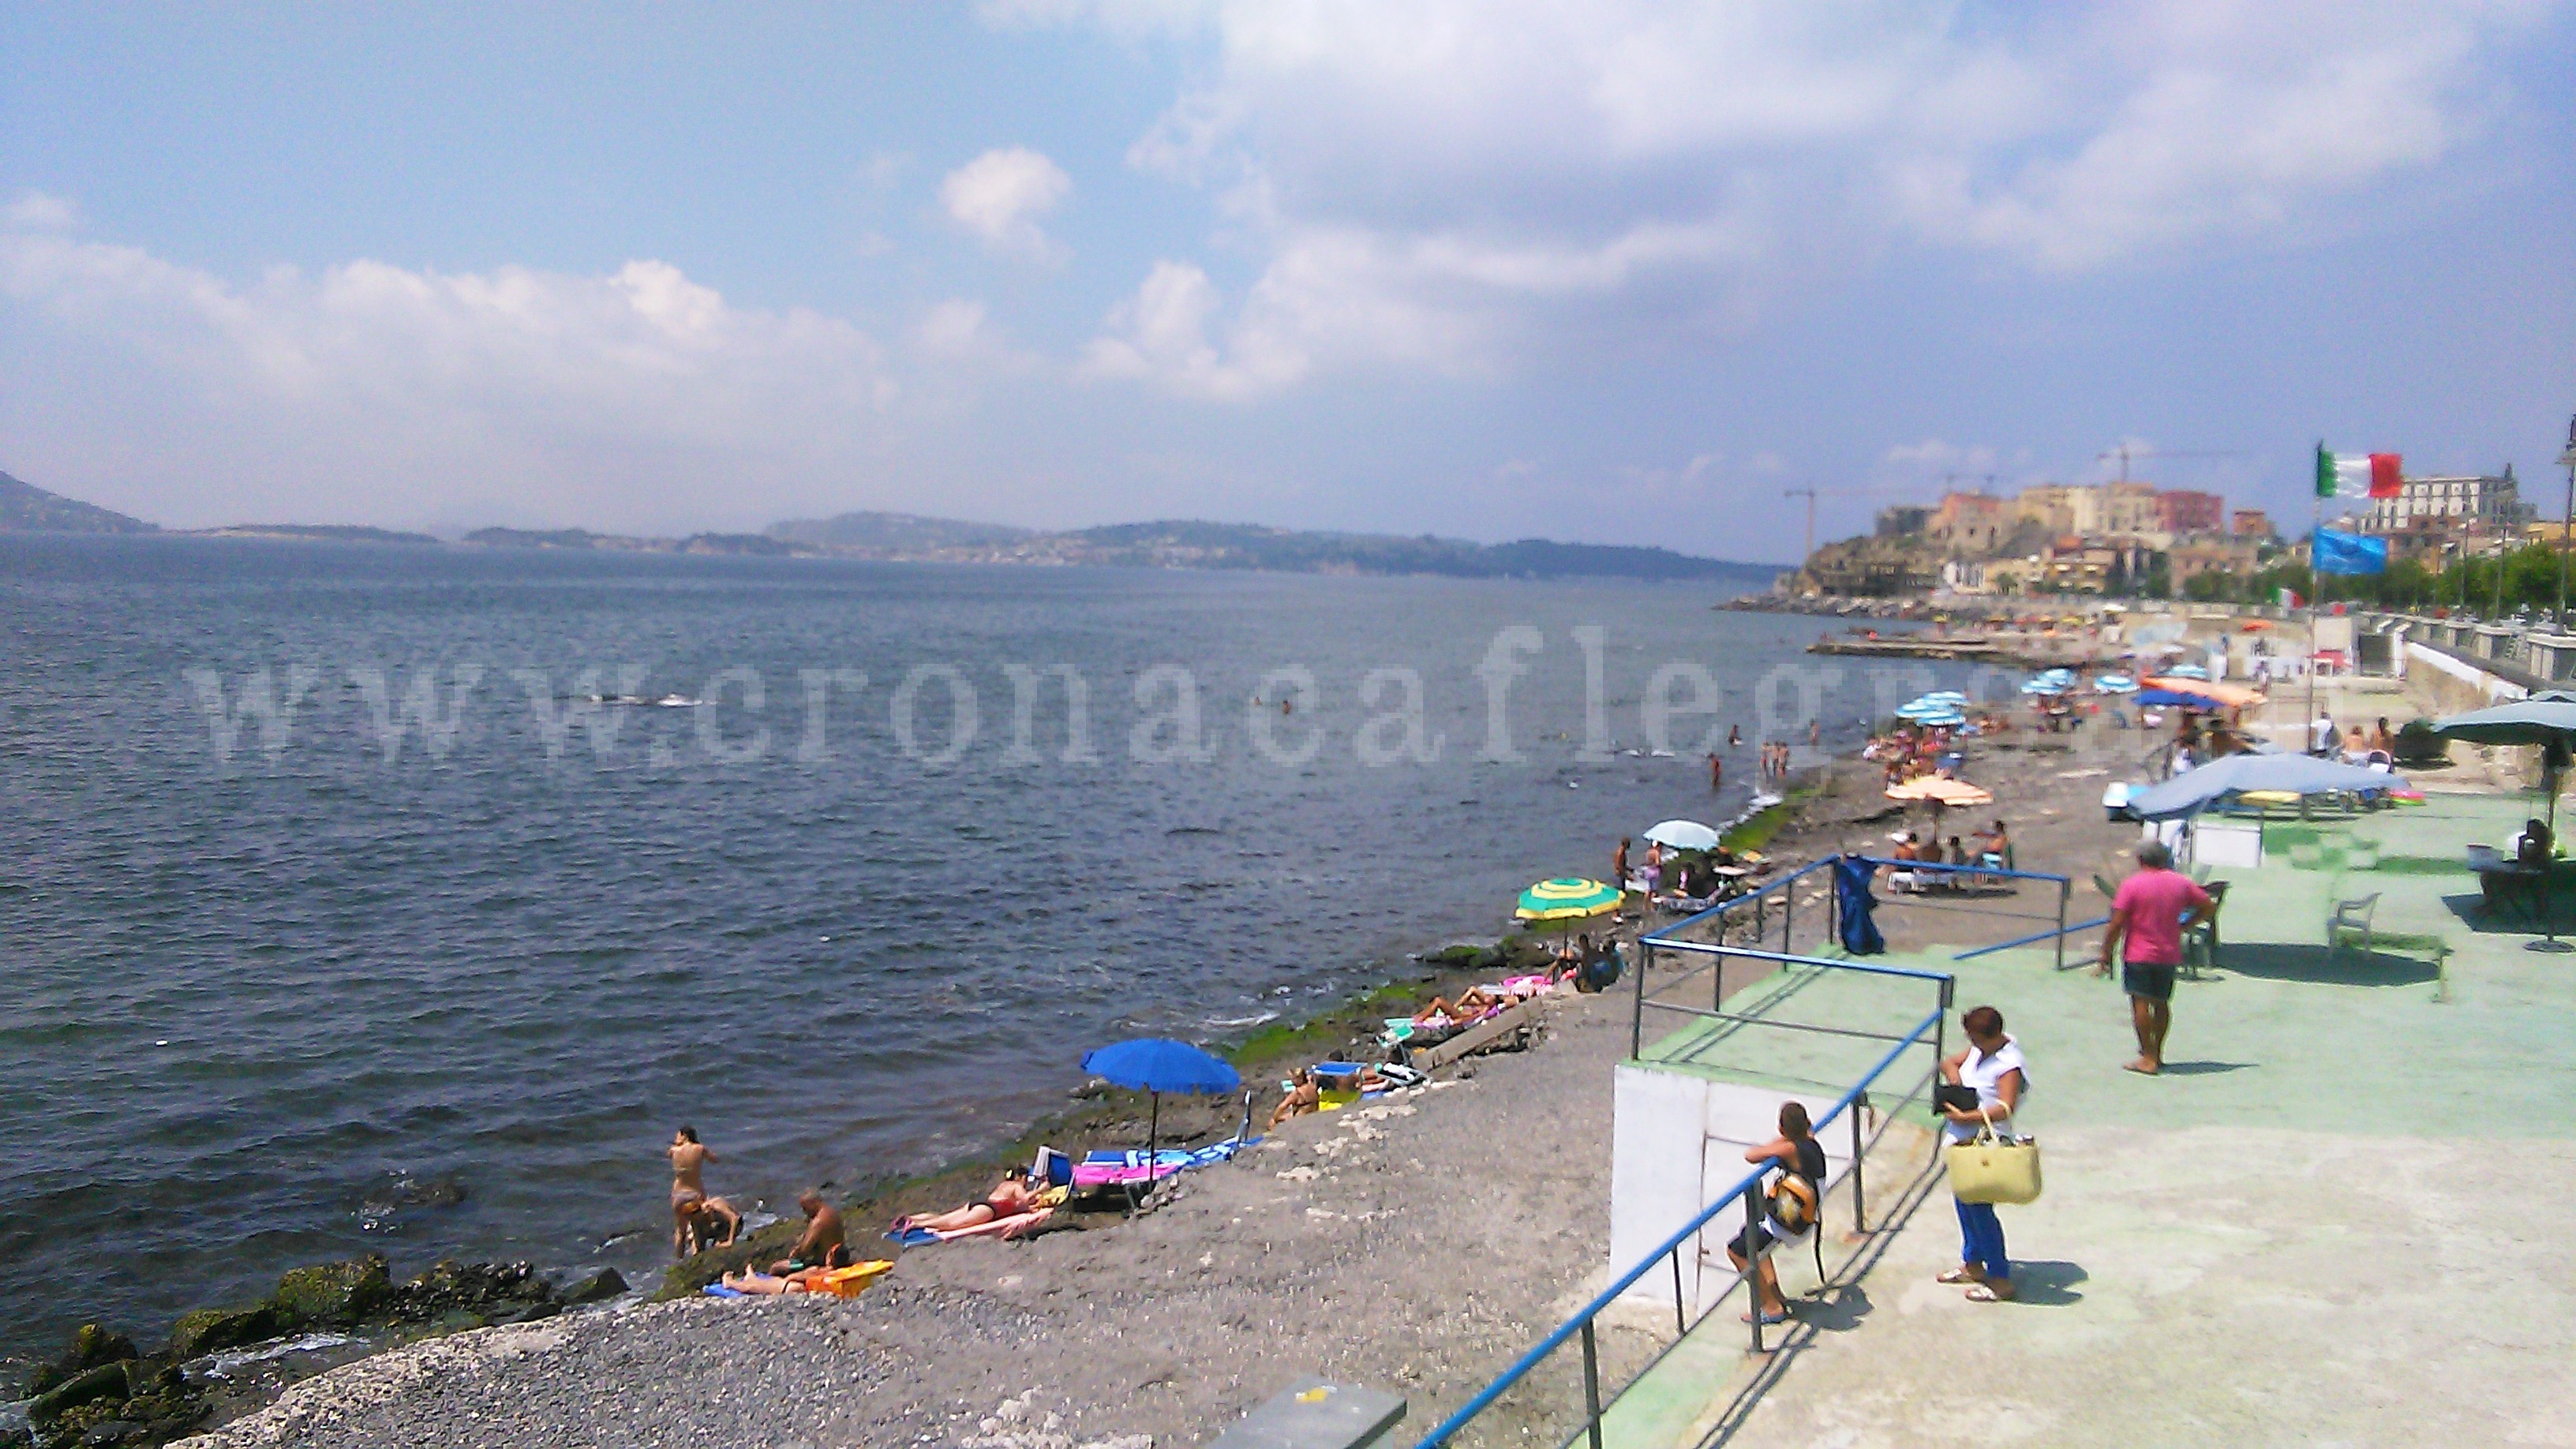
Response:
[1070,1135,1258,1189]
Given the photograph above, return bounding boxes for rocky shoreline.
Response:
[10,771,1833,1449]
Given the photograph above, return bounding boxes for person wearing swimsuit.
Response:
[668,1126,717,1258]
[894,1169,1042,1235]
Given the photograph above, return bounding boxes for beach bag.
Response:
[1945,1113,2041,1205]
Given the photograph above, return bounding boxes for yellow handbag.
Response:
[1945,1111,2042,1205]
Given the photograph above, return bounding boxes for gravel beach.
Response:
[173,718,2170,1449]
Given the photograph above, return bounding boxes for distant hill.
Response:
[196,524,439,545]
[767,511,1037,552]
[764,511,1768,582]
[0,472,158,533]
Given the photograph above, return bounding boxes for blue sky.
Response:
[5,2,2571,561]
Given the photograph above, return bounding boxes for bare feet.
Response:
[2124,1058,2160,1075]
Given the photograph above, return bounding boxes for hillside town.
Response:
[1792,466,2537,600]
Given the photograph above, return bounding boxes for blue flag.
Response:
[2313,528,2387,576]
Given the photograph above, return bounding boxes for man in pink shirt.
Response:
[2097,840,2213,1075]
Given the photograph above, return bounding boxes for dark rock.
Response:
[25,1326,137,1398]
[564,1267,627,1305]
[168,1305,283,1362]
[391,1259,558,1323]
[27,1363,127,1426]
[0,1420,29,1449]
[270,1255,391,1330]
[1421,943,1485,967]
[80,1422,142,1447]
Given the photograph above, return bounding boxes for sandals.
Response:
[1935,1267,1982,1285]
[1739,1309,1792,1326]
[1965,1283,2015,1303]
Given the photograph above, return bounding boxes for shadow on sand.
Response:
[2218,942,2437,988]
[2155,1060,2256,1076]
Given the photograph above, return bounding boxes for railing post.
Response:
[1829,856,1841,946]
[1581,1321,1605,1449]
[1782,883,1795,955]
[1744,1193,1767,1355]
[1848,1092,1867,1234]
[1631,941,1649,1060]
[2054,877,2070,971]
[1671,1245,1687,1337]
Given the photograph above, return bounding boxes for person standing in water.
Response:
[668,1126,717,1258]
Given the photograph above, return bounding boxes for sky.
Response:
[4,2,2573,562]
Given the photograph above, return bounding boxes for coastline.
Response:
[159,755,1896,1449]
[7,755,1841,1448]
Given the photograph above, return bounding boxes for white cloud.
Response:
[5,190,81,230]
[0,211,916,529]
[938,147,1074,260]
[1031,0,2554,392]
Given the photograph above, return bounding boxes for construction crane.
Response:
[1784,485,1819,563]
[2096,445,2248,482]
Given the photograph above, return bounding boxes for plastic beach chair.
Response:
[2327,893,2380,958]
[2181,881,2227,979]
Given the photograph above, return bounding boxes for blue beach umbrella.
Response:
[1080,1038,1244,1198]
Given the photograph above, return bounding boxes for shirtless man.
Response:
[771,1190,847,1274]
[668,1127,717,1258]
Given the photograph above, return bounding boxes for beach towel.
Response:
[702,1283,747,1298]
[1071,1135,1257,1188]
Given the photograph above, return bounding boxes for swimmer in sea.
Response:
[668,1126,717,1257]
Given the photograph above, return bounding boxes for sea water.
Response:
[0,536,1960,1356]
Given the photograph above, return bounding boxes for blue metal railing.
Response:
[1843,855,2076,970]
[1411,998,1949,1449]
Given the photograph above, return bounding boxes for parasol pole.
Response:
[2308,443,2323,757]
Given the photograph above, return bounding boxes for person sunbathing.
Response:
[1270,1069,1322,1127]
[721,1264,844,1295]
[1413,987,1503,1026]
[893,1167,1043,1234]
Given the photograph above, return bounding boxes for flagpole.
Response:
[2309,440,2323,754]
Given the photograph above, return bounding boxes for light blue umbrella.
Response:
[2164,664,2211,680]
[2123,754,2402,821]
[1642,818,1723,852]
[2095,675,2139,693]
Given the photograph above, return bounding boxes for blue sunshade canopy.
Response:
[2123,754,2403,821]
[1080,1037,1243,1095]
[2432,693,2576,747]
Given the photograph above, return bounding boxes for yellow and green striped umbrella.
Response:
[1515,878,1623,923]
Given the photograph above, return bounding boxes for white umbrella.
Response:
[1642,819,1723,852]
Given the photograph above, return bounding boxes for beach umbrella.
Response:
[1885,777,1994,807]
[1080,1038,1243,1203]
[2434,695,2576,951]
[1642,819,1723,852]
[2122,754,2401,821]
[1912,710,1968,728]
[2095,675,2139,694]
[1516,878,1624,923]
[1896,700,1956,720]
[2164,664,2211,680]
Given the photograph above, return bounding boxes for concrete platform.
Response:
[1598,793,2576,1448]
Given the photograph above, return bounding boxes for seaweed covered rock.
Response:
[270,1256,391,1331]
[563,1267,627,1305]
[167,1305,282,1362]
[22,1324,137,1398]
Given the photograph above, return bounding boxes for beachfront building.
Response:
[2233,508,2275,538]
[2353,468,2531,535]
[1874,504,1932,539]
[2158,489,2226,536]
[2168,536,2262,593]
[1928,492,2011,556]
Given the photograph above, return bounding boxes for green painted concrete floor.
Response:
[1601,793,2576,1448]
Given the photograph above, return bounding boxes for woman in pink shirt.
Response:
[2097,840,2213,1075]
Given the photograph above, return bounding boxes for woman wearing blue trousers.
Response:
[1938,1005,2026,1302]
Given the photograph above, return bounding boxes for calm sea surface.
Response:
[0,537,1953,1357]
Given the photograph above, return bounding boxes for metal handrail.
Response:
[1846,855,2075,970]
[1410,1002,1949,1449]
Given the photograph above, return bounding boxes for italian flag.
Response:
[2316,444,2401,499]
[2276,586,2303,607]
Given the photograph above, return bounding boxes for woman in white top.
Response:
[1938,1005,2027,1302]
